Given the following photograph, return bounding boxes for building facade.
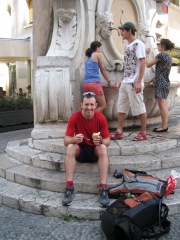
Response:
[0,0,32,98]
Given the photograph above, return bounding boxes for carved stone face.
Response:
[96,11,114,39]
[58,9,75,23]
[100,20,114,39]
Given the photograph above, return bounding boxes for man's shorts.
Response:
[76,146,98,163]
[82,82,104,96]
[117,82,146,116]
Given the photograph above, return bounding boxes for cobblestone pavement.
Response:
[0,121,180,239]
[0,204,180,240]
[0,128,33,153]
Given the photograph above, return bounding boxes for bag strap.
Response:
[159,202,169,222]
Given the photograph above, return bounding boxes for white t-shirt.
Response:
[122,39,145,84]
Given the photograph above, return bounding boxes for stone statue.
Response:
[96,11,114,40]
[138,22,150,43]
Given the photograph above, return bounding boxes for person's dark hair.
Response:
[160,39,175,52]
[124,28,136,36]
[82,92,96,102]
[85,41,102,57]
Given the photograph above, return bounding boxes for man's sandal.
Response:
[110,132,123,140]
[132,132,147,141]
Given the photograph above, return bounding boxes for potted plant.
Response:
[0,96,33,126]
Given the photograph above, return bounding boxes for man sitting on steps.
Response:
[62,92,110,207]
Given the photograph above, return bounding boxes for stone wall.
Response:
[33,0,53,79]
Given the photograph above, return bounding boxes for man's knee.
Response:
[96,144,108,157]
[66,144,78,156]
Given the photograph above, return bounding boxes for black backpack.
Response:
[101,192,170,240]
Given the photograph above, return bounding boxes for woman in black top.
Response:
[146,39,174,132]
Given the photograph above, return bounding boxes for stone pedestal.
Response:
[33,0,180,131]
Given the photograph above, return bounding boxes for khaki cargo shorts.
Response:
[117,82,146,116]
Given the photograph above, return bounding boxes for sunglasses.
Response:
[82,92,96,96]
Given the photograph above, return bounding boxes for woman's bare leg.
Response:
[95,94,106,112]
[157,97,168,129]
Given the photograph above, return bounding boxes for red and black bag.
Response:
[101,192,170,240]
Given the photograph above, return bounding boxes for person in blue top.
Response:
[82,41,117,112]
[146,38,174,132]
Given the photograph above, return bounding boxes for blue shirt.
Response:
[83,57,100,83]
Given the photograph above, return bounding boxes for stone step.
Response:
[1,153,180,194]
[0,155,119,194]
[0,176,180,220]
[31,122,67,140]
[5,139,180,174]
[30,132,178,156]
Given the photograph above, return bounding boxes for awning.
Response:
[0,38,30,63]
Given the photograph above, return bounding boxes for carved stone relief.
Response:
[35,64,73,123]
[56,8,77,53]
[46,0,80,58]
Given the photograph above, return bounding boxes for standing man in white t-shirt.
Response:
[110,22,147,141]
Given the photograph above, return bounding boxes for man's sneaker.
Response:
[99,188,110,207]
[62,187,74,206]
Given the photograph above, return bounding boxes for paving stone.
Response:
[19,190,67,216]
[117,135,177,155]
[31,122,67,139]
[153,147,180,169]
[109,154,161,173]
[31,152,65,171]
[6,145,41,165]
[164,188,180,215]
[0,154,22,178]
[32,139,66,153]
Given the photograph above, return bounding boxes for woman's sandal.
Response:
[110,132,123,140]
[132,132,147,141]
[153,127,168,132]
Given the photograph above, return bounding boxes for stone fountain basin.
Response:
[103,81,180,128]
